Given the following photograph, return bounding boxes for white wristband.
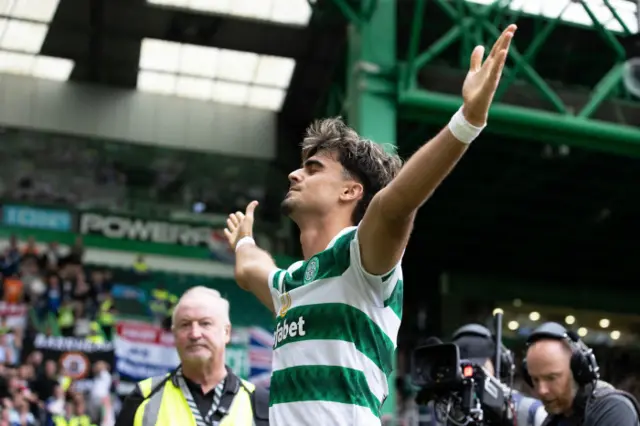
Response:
[235,236,256,252]
[447,107,486,145]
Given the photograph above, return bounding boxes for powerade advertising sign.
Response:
[2,204,72,232]
[79,212,215,248]
[79,211,235,263]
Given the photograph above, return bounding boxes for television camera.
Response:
[411,315,515,426]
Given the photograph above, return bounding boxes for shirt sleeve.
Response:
[348,227,403,306]
[269,261,304,298]
[268,268,286,315]
[267,260,306,315]
[588,394,638,426]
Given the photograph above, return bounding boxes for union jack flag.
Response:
[208,230,235,264]
[248,327,274,388]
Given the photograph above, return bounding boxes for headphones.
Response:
[521,322,600,388]
[452,323,515,381]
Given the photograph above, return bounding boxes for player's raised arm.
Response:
[358,24,517,275]
[224,201,277,313]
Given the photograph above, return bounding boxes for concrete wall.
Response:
[0,74,276,159]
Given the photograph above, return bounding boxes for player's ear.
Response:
[340,182,363,202]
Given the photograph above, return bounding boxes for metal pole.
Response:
[494,312,503,381]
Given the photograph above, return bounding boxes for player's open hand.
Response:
[224,201,259,250]
[461,24,517,126]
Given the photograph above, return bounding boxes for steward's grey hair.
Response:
[171,286,230,327]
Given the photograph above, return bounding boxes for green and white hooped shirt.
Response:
[268,226,403,426]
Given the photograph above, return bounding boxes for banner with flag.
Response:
[114,321,274,393]
[226,326,273,385]
[248,327,274,388]
[114,320,179,395]
[208,230,235,264]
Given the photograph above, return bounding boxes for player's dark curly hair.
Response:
[301,117,403,224]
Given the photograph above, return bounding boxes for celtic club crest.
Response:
[304,257,319,283]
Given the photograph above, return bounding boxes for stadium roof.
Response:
[467,0,638,33]
[0,0,74,81]
[0,0,347,121]
[1,0,636,117]
[146,0,313,26]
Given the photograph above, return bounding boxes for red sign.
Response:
[116,321,175,347]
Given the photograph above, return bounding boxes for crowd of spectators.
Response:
[0,128,271,216]
[0,234,116,426]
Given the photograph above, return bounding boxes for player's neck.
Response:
[182,362,227,394]
[298,218,352,260]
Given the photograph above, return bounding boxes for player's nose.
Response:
[288,168,303,185]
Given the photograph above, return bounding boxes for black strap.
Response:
[207,371,240,424]
[211,390,237,423]
[176,369,224,426]
[246,383,269,426]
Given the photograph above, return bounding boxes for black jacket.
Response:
[541,381,639,426]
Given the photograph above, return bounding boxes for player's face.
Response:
[173,298,230,365]
[526,340,576,415]
[282,151,361,220]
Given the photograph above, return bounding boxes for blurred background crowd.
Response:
[0,0,639,425]
[0,234,114,425]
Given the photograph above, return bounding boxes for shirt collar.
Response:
[175,364,237,395]
[325,226,357,250]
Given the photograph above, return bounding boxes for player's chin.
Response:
[280,198,297,216]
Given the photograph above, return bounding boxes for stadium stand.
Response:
[0,128,275,218]
[0,228,276,426]
[0,234,105,426]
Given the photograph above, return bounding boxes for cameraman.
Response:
[422,324,547,426]
[523,322,639,426]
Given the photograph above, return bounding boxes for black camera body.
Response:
[412,342,513,426]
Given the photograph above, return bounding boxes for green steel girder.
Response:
[399,0,640,154]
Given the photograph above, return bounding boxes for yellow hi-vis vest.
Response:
[133,373,256,426]
[69,415,92,426]
[149,289,169,315]
[53,416,68,426]
[53,415,93,426]
[98,299,115,326]
[58,306,74,328]
[60,376,72,392]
